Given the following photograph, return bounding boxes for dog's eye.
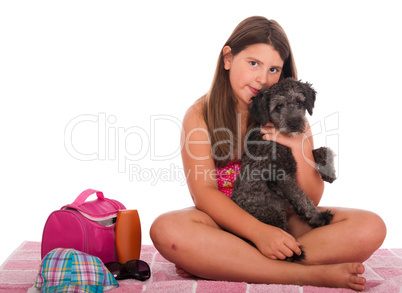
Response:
[274,105,283,112]
[296,101,304,108]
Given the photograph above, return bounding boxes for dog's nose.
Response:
[290,124,298,131]
[289,120,301,131]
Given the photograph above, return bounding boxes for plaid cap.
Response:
[35,248,119,293]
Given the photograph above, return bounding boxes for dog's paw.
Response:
[320,170,337,183]
[284,248,305,262]
[312,147,337,183]
[308,209,334,228]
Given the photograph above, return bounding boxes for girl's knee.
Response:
[355,211,387,262]
[340,209,386,262]
[150,212,177,248]
[150,208,220,252]
[347,210,387,258]
[150,209,197,248]
[364,211,387,247]
[335,208,386,246]
[333,208,386,252]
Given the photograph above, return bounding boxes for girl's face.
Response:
[223,43,284,111]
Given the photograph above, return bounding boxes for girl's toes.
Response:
[354,263,365,274]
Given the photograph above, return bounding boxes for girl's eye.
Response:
[249,61,258,67]
[269,68,278,74]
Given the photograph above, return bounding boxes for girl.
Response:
[150,16,386,291]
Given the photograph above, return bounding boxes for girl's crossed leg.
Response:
[150,206,384,291]
[287,206,386,265]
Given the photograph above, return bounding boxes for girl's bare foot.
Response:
[310,263,366,291]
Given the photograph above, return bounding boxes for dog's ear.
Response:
[300,81,316,115]
[249,88,271,125]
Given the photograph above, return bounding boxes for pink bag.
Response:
[41,189,126,263]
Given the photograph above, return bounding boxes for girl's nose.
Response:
[256,70,268,86]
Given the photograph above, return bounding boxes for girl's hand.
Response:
[260,122,307,149]
[252,223,302,260]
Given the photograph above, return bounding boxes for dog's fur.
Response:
[231,78,336,261]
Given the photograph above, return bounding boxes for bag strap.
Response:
[72,189,105,206]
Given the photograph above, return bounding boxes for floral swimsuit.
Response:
[216,160,241,198]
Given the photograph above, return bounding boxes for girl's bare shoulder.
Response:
[183,97,207,129]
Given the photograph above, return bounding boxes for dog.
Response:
[231,78,336,261]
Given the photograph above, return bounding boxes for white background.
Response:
[1,0,401,265]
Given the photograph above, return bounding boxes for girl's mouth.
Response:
[249,86,260,96]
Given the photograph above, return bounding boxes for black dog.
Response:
[231,78,336,261]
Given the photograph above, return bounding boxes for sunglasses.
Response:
[105,260,151,281]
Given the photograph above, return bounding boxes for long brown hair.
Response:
[203,16,298,168]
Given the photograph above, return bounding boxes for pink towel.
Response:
[1,241,402,292]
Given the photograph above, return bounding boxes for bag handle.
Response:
[73,189,105,206]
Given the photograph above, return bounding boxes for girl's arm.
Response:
[260,122,324,206]
[181,103,302,260]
